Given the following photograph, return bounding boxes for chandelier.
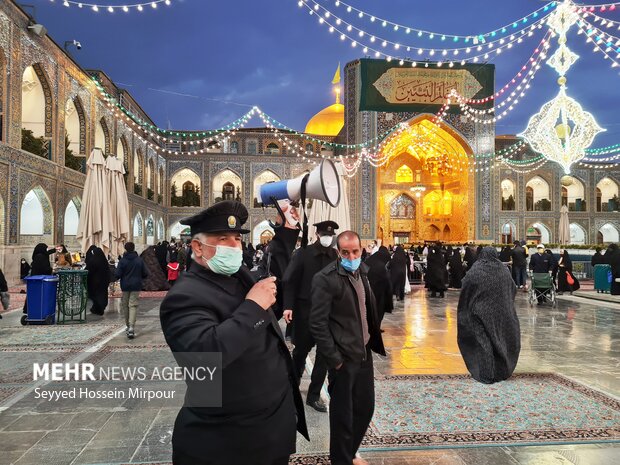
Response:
[410,184,427,198]
[520,0,604,174]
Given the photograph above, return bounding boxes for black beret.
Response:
[314,220,339,235]
[180,200,250,235]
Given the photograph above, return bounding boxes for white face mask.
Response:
[319,235,333,248]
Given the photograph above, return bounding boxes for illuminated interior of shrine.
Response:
[377,117,473,244]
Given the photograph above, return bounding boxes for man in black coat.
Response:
[310,231,386,465]
[529,244,553,273]
[511,240,528,289]
[529,244,553,303]
[282,220,339,412]
[160,200,308,465]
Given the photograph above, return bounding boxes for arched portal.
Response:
[133,212,144,243]
[20,187,54,244]
[569,223,586,245]
[527,222,551,245]
[64,197,81,237]
[253,220,274,245]
[170,221,191,241]
[598,223,619,244]
[377,115,472,243]
[146,215,155,245]
[213,169,242,203]
[171,168,201,207]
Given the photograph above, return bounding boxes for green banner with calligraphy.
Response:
[359,59,495,113]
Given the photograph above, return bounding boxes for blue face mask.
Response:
[200,243,243,276]
[340,257,361,273]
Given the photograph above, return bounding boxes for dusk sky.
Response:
[32,0,620,148]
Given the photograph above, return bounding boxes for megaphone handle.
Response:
[268,196,285,229]
[300,174,310,248]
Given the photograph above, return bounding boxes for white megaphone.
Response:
[257,159,341,207]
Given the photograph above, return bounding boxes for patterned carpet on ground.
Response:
[0,323,122,348]
[360,373,620,449]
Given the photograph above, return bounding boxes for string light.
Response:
[444,35,552,124]
[298,0,548,62]
[50,0,172,13]
[319,0,557,42]
[586,142,620,154]
[520,0,606,174]
[575,15,620,69]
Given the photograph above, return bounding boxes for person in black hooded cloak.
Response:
[448,248,464,289]
[365,245,393,324]
[426,244,447,297]
[387,246,408,301]
[85,245,111,315]
[457,247,520,384]
[141,246,171,291]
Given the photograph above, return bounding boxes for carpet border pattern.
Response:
[361,373,620,449]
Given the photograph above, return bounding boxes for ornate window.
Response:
[395,165,414,183]
[390,194,415,219]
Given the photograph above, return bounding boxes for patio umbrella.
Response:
[106,154,130,258]
[76,148,113,255]
[559,204,570,245]
[307,162,351,240]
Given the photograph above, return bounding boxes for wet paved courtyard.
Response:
[0,286,618,464]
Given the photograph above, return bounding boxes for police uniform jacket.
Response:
[309,260,386,369]
[160,264,308,462]
[282,241,338,317]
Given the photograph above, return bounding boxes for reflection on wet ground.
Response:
[0,287,617,464]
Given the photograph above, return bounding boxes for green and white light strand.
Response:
[320,0,557,42]
[298,0,547,63]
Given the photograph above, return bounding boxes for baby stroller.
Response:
[528,272,557,307]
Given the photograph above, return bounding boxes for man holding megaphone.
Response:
[159,200,308,465]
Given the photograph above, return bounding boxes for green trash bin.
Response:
[56,269,89,323]
[594,264,612,294]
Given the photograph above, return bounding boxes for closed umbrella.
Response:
[559,204,570,245]
[106,155,130,258]
[76,148,113,255]
[307,162,351,239]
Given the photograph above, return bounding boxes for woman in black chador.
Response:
[557,249,580,294]
[426,244,448,297]
[448,248,464,289]
[607,244,620,295]
[365,246,394,324]
[463,246,476,274]
[85,245,111,315]
[457,247,520,384]
[141,246,171,291]
[387,246,408,301]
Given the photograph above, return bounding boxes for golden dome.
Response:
[304,103,344,137]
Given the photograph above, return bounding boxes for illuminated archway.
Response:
[599,223,619,244]
[253,220,274,245]
[213,169,242,203]
[377,115,472,243]
[253,170,280,207]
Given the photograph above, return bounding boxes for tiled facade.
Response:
[1,0,619,286]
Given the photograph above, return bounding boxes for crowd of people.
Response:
[7,196,620,465]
